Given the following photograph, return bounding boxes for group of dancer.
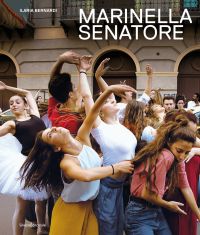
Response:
[0,50,199,235]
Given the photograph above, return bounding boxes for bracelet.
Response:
[80,71,87,75]
[111,164,115,175]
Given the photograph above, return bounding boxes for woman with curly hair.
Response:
[125,116,200,235]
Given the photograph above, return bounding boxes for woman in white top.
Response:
[20,84,134,235]
[90,59,138,235]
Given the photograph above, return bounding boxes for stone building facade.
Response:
[0,0,200,110]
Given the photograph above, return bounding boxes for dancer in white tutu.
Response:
[0,133,25,195]
[0,81,48,235]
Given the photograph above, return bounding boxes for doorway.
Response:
[177,50,200,101]
[93,50,136,97]
[0,54,17,111]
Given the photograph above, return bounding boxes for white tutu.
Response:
[0,134,49,201]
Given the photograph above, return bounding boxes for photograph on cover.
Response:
[0,1,200,235]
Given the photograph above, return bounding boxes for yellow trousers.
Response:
[49,197,98,235]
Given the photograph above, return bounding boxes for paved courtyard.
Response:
[0,194,199,235]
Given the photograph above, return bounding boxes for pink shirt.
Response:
[131,149,189,197]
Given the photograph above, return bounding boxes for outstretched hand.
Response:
[146,64,153,76]
[59,50,80,64]
[95,58,110,78]
[78,55,93,72]
[168,201,187,215]
[109,84,137,99]
[0,81,7,90]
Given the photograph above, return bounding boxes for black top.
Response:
[14,115,46,155]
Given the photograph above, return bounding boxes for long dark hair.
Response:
[20,131,64,190]
[48,73,72,103]
[133,115,196,194]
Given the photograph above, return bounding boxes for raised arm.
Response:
[95,58,110,92]
[77,84,136,144]
[50,50,80,81]
[0,81,39,117]
[144,64,153,96]
[77,55,94,115]
[95,58,137,102]
[136,64,152,104]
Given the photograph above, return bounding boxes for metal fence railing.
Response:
[61,0,200,20]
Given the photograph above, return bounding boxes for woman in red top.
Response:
[125,116,200,235]
[162,109,200,235]
[48,51,84,137]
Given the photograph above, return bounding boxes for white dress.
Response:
[0,134,49,200]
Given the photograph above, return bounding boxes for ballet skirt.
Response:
[0,133,49,200]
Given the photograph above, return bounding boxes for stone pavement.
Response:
[0,194,199,235]
[0,194,48,235]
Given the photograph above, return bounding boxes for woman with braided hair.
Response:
[125,115,200,235]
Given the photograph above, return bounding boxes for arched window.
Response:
[0,54,17,111]
[177,50,200,100]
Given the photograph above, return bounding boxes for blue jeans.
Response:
[94,177,124,235]
[125,200,172,235]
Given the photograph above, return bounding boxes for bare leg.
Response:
[12,196,28,235]
[35,200,48,235]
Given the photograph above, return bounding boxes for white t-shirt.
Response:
[187,101,196,109]
[91,121,137,166]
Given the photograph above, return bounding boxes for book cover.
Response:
[0,1,199,234]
